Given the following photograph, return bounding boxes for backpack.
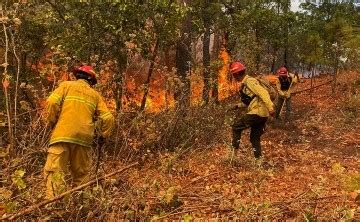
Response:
[255,76,278,102]
[239,76,277,106]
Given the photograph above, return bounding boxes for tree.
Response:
[140,2,186,111]
[175,0,192,110]
[201,0,212,105]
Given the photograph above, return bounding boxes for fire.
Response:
[218,48,239,100]
[189,47,237,106]
[190,71,204,106]
[36,48,235,113]
[122,69,175,112]
[131,47,236,112]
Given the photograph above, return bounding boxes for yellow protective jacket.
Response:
[276,73,299,98]
[239,75,274,117]
[45,79,115,147]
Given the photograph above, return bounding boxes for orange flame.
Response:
[37,48,236,113]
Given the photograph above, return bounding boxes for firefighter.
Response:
[274,66,299,122]
[43,65,114,200]
[229,61,275,159]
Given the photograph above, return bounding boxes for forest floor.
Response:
[102,72,359,221]
[1,72,359,221]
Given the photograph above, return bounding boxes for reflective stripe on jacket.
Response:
[240,75,274,117]
[45,79,115,147]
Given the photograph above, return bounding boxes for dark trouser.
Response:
[231,114,268,158]
[275,96,292,121]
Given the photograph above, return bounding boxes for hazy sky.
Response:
[291,0,302,12]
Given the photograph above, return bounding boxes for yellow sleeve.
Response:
[247,78,274,112]
[290,73,299,84]
[96,96,115,138]
[287,74,298,95]
[44,82,66,127]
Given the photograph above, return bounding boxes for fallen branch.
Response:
[272,189,310,206]
[272,194,341,208]
[155,205,211,220]
[182,172,218,190]
[309,195,341,201]
[1,162,138,221]
[292,80,333,95]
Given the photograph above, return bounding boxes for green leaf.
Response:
[14,170,25,178]
[332,163,345,174]
[304,211,316,222]
[183,214,193,222]
[11,169,26,190]
[341,208,355,221]
[5,201,17,213]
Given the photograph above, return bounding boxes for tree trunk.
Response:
[283,22,289,68]
[140,38,159,111]
[2,18,14,154]
[20,52,27,80]
[332,60,338,94]
[271,55,276,74]
[164,49,172,110]
[211,32,221,104]
[11,31,20,140]
[254,28,261,72]
[115,53,126,112]
[310,65,315,97]
[175,4,192,110]
[282,0,290,68]
[202,1,211,106]
[284,46,288,68]
[114,72,123,112]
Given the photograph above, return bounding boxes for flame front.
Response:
[39,49,236,113]
[130,48,237,112]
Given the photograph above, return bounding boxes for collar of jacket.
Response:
[241,74,250,85]
[77,79,92,86]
